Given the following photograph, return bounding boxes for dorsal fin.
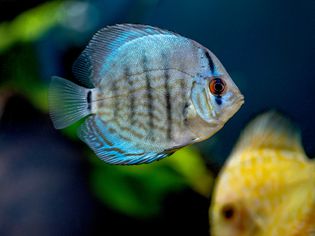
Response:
[232,111,304,154]
[72,24,178,87]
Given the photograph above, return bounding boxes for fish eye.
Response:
[221,204,236,220]
[209,78,226,96]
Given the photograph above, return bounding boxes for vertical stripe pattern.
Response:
[180,75,188,126]
[164,69,172,140]
[126,67,136,126]
[87,90,92,110]
[205,50,215,74]
[162,52,172,140]
[111,80,119,120]
[143,54,155,138]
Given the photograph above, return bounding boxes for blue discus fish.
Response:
[49,24,244,165]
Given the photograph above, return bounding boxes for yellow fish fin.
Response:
[232,110,304,154]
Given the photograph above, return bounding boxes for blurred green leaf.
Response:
[0,1,63,52]
[168,146,214,197]
[89,146,213,218]
[2,44,48,112]
[62,120,85,140]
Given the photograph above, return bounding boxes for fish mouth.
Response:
[222,94,244,122]
[236,95,245,106]
[231,93,244,108]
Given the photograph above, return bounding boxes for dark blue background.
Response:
[0,0,314,235]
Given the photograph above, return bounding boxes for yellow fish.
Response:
[210,111,315,236]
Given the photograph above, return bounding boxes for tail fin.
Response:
[48,76,91,129]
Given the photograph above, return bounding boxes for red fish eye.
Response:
[209,78,226,96]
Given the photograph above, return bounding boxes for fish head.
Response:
[208,73,244,123]
[210,152,264,236]
[190,50,244,140]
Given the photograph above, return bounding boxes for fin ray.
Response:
[72,51,94,88]
[48,76,91,129]
[72,24,178,86]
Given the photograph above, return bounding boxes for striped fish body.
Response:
[94,35,208,152]
[49,24,244,165]
[96,70,192,151]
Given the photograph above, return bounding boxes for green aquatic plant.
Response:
[89,146,213,218]
[0,1,63,53]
